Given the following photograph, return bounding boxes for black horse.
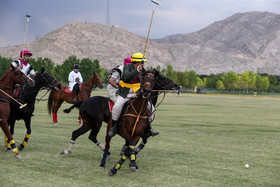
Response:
[60,69,179,168]
[6,68,61,151]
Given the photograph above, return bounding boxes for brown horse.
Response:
[108,70,156,176]
[0,64,35,158]
[48,72,103,123]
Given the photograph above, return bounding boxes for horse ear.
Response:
[152,68,159,76]
[41,67,45,73]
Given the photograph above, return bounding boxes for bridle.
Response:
[80,74,102,97]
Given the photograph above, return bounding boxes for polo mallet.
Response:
[143,0,161,58]
[0,88,27,109]
[22,14,31,60]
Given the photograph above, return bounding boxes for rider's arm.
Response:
[109,77,119,88]
[122,65,138,83]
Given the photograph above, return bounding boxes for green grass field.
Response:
[0,90,279,187]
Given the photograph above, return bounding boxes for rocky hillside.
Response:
[1,11,280,75]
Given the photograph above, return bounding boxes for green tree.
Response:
[216,80,225,90]
[205,74,219,88]
[188,70,198,88]
[165,64,177,82]
[268,75,277,85]
[30,57,55,74]
[255,74,270,91]
[248,71,256,90]
[0,56,13,77]
[221,71,239,90]
[240,72,250,91]
[196,77,205,88]
[176,71,189,87]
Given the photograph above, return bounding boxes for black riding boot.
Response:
[143,122,160,138]
[108,120,118,137]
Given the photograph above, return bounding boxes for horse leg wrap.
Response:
[129,145,136,161]
[10,140,19,154]
[6,142,11,151]
[115,154,128,170]
[53,113,58,123]
[68,140,75,152]
[19,134,30,150]
[135,142,145,154]
[4,135,8,146]
[96,142,105,151]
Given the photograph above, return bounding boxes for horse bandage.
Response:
[115,164,121,170]
[131,155,136,161]
[122,155,127,160]
[22,141,28,146]
[10,140,15,144]
[12,148,18,154]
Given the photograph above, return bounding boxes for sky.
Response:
[0,0,280,47]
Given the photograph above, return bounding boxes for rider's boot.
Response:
[144,122,160,138]
[73,92,78,101]
[108,120,118,137]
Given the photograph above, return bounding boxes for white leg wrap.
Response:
[96,142,105,151]
[68,140,75,152]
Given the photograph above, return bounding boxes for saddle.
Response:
[108,98,133,127]
[65,85,82,93]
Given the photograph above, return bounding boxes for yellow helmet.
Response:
[131,53,148,63]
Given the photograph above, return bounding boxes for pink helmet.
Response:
[20,50,32,57]
[124,57,132,65]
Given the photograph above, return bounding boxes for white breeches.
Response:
[112,92,136,121]
[111,91,155,123]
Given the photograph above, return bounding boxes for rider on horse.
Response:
[11,49,36,78]
[107,57,132,103]
[68,64,83,101]
[108,53,159,137]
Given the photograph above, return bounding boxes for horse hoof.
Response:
[129,161,138,172]
[108,168,117,176]
[6,149,12,153]
[60,150,71,155]
[54,121,59,124]
[15,154,22,159]
[99,163,105,168]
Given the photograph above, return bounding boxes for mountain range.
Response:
[1,11,280,75]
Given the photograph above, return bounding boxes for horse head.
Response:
[153,68,179,91]
[11,64,35,87]
[140,70,155,98]
[34,67,61,91]
[93,72,104,89]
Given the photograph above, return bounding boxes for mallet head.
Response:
[151,0,161,6]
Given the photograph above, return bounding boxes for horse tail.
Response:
[63,101,83,113]
[48,91,53,115]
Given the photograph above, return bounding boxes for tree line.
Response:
[1,55,280,92]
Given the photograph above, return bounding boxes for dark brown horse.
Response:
[48,72,103,123]
[108,70,156,176]
[60,69,179,168]
[0,64,35,158]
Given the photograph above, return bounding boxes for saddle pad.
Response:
[64,85,82,93]
[108,100,114,113]
[64,87,72,93]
